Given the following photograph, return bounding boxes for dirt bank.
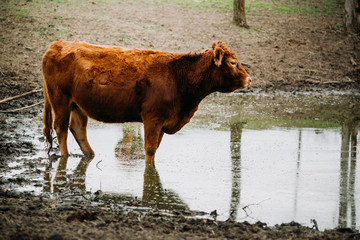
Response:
[1,190,359,240]
[1,0,360,239]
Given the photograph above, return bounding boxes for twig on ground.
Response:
[0,88,42,104]
[311,219,319,231]
[304,79,321,84]
[242,198,271,217]
[323,80,353,85]
[350,57,357,66]
[0,101,44,113]
[81,194,89,200]
[305,77,355,85]
[96,160,103,171]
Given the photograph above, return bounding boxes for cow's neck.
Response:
[175,51,215,101]
[174,51,216,116]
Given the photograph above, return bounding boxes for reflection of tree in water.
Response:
[228,119,360,229]
[115,124,144,163]
[43,156,93,193]
[338,119,359,229]
[229,121,243,220]
[142,163,189,212]
[293,129,302,220]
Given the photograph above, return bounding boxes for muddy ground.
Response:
[1,0,360,239]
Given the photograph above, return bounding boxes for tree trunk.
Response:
[345,0,360,33]
[233,0,248,27]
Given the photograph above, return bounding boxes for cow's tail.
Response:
[43,82,53,155]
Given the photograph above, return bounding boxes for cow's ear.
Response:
[213,46,224,67]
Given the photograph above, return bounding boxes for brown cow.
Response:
[42,40,251,163]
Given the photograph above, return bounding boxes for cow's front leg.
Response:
[143,121,163,163]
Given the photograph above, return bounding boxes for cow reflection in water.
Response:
[115,125,189,211]
[115,124,144,162]
[43,156,93,193]
[43,125,188,212]
[142,162,188,211]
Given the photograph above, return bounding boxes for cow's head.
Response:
[211,41,251,92]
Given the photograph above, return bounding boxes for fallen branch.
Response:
[322,79,354,84]
[350,57,357,66]
[241,198,271,217]
[96,160,103,171]
[310,219,319,231]
[0,101,44,113]
[0,88,42,104]
[305,77,355,85]
[304,79,321,84]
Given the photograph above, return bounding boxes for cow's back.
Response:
[42,40,178,123]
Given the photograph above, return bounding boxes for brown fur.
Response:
[42,40,251,163]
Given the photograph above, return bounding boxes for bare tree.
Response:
[233,0,248,27]
[345,0,360,33]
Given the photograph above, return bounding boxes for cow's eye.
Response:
[230,60,237,67]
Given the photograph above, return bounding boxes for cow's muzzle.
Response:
[245,76,252,87]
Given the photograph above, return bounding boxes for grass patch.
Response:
[1,0,77,39]
[0,1,30,18]
[113,32,132,46]
[246,0,343,15]
[49,0,68,3]
[31,0,68,4]
[155,0,232,12]
[32,24,58,36]
[155,0,344,15]
[237,119,340,130]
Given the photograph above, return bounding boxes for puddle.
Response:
[2,92,360,230]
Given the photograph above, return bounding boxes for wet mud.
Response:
[1,188,359,239]
[1,0,360,238]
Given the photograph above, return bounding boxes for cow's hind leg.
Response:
[69,105,94,156]
[53,102,71,156]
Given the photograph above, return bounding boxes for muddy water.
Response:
[3,92,360,230]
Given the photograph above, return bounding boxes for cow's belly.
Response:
[161,106,198,134]
[161,114,192,135]
[72,90,142,123]
[161,120,188,135]
[83,105,142,123]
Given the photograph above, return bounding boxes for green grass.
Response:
[0,1,30,18]
[2,0,343,18]
[157,0,232,12]
[156,0,344,15]
[1,0,77,38]
[247,0,343,15]
[236,119,340,130]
